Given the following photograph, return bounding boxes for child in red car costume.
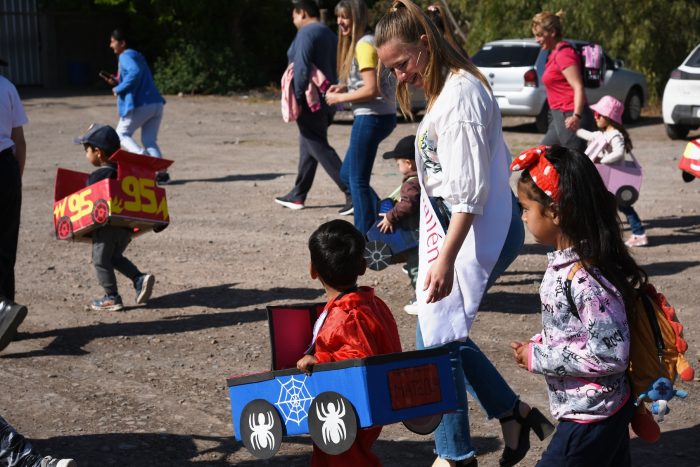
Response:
[297,219,402,467]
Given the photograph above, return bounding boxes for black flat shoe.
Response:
[456,457,478,466]
[498,401,555,467]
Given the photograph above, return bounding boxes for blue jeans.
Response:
[340,113,396,234]
[0,415,43,466]
[416,193,525,461]
[618,205,645,236]
[116,102,164,158]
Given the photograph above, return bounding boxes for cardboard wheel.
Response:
[56,216,73,240]
[308,392,357,455]
[92,199,110,225]
[403,414,443,435]
[364,240,393,271]
[682,171,695,183]
[615,186,638,208]
[239,399,283,459]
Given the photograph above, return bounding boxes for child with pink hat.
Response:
[577,95,649,247]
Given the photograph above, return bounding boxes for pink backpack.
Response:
[559,42,606,88]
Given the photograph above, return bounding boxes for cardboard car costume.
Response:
[584,132,643,207]
[678,138,700,182]
[53,150,173,241]
[364,198,419,271]
[227,303,458,459]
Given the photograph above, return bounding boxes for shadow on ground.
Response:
[4,285,322,358]
[481,290,540,314]
[29,432,502,466]
[166,173,286,186]
[630,424,700,466]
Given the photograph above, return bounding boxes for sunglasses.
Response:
[594,111,604,119]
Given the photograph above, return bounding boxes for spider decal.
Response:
[316,399,347,445]
[308,392,357,455]
[248,411,276,451]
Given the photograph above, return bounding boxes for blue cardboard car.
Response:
[364,198,419,271]
[226,304,458,459]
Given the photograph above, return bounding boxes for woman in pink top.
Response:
[532,11,594,152]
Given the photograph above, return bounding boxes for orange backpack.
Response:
[565,266,694,442]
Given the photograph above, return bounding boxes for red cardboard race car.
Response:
[679,138,700,182]
[53,150,173,241]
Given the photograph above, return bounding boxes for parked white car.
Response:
[471,39,648,132]
[662,43,700,140]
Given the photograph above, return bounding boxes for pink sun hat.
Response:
[590,95,624,125]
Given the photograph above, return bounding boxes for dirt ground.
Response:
[1,91,699,466]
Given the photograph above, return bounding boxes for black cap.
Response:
[382,135,415,160]
[74,124,121,156]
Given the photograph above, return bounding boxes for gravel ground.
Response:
[1,92,698,466]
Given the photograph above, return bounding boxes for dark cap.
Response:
[382,135,415,160]
[74,124,121,156]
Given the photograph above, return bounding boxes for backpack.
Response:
[558,42,606,88]
[564,264,694,441]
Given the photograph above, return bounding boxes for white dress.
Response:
[414,70,513,346]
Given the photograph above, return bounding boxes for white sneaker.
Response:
[403,300,419,315]
[625,234,648,247]
[40,457,77,467]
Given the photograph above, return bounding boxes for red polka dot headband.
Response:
[510,145,560,201]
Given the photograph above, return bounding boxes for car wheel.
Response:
[153,222,169,233]
[308,392,357,455]
[364,240,393,271]
[91,199,110,225]
[682,171,695,183]
[623,88,643,123]
[404,414,443,435]
[665,124,690,140]
[56,216,73,240]
[239,399,283,459]
[616,185,639,207]
[535,103,551,134]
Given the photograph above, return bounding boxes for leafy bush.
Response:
[154,39,256,94]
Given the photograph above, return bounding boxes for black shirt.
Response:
[87,164,117,186]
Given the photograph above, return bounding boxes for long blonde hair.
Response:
[375,0,488,116]
[335,0,369,82]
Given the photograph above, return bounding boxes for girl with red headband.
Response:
[510,144,647,466]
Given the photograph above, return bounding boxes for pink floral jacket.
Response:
[528,248,631,422]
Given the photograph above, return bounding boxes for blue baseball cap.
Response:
[74,123,121,156]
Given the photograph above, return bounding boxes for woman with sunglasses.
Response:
[376,1,553,466]
[532,11,594,151]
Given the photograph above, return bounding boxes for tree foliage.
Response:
[41,0,699,100]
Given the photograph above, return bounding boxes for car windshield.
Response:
[472,45,541,67]
[684,46,700,67]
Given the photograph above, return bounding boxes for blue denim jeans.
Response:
[0,415,42,466]
[618,205,645,236]
[340,113,396,234]
[416,193,525,461]
[116,102,164,158]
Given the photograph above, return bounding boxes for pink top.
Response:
[542,42,582,112]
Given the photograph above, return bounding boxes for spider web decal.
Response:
[274,375,313,425]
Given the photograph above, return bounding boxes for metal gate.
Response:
[0,0,41,85]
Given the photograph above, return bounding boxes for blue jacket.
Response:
[287,22,337,106]
[113,49,165,117]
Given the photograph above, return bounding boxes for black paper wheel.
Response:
[239,399,283,459]
[364,240,393,271]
